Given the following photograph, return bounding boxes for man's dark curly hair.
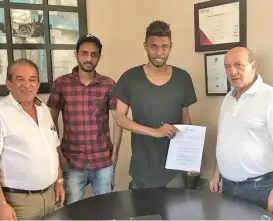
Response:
[145,20,171,41]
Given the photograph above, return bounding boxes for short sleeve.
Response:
[112,72,131,105]
[0,116,6,154]
[50,121,61,148]
[44,104,61,148]
[182,72,197,107]
[47,80,64,111]
[108,80,117,110]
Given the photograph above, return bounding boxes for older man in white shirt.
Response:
[210,47,273,212]
[0,58,64,220]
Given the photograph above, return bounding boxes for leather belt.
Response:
[2,185,51,194]
[246,172,273,183]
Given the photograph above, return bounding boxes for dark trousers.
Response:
[129,172,200,189]
[222,175,273,210]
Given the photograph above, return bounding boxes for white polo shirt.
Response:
[0,94,60,190]
[216,75,273,182]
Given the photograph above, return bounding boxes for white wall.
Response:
[86,0,273,190]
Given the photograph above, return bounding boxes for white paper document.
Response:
[165,125,206,172]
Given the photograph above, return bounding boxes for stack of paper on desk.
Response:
[165,125,206,172]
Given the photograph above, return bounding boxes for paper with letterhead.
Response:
[165,125,206,172]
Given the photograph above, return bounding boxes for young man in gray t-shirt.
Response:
[112,20,198,189]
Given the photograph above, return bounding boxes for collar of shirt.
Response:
[231,74,263,97]
[9,93,23,111]
[8,93,42,110]
[8,93,42,127]
[8,93,42,109]
[71,65,104,84]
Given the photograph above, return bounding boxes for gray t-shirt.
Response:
[112,65,197,187]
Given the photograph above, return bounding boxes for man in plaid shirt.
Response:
[47,34,122,205]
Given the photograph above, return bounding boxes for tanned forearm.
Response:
[57,157,63,179]
[213,163,220,177]
[182,107,192,125]
[112,120,123,156]
[111,110,123,158]
[57,145,68,170]
[116,115,155,137]
[0,187,6,204]
[183,115,192,125]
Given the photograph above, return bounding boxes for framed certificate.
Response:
[204,51,231,96]
[194,0,247,52]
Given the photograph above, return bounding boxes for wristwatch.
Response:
[55,178,64,184]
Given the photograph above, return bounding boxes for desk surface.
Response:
[45,188,272,220]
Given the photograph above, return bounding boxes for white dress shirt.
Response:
[216,75,273,182]
[0,94,60,190]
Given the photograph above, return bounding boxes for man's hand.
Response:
[187,171,200,176]
[152,124,179,139]
[0,203,17,220]
[267,189,273,212]
[54,183,65,207]
[111,151,119,168]
[210,173,221,193]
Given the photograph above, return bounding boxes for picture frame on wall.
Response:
[204,51,231,96]
[194,0,247,52]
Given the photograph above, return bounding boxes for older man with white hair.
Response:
[210,47,273,212]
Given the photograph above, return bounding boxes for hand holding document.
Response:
[165,125,206,172]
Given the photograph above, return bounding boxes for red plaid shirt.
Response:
[47,66,117,170]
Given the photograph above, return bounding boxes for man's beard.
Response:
[148,54,168,68]
[78,61,97,73]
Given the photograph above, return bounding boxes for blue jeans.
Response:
[222,176,273,209]
[63,165,114,205]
